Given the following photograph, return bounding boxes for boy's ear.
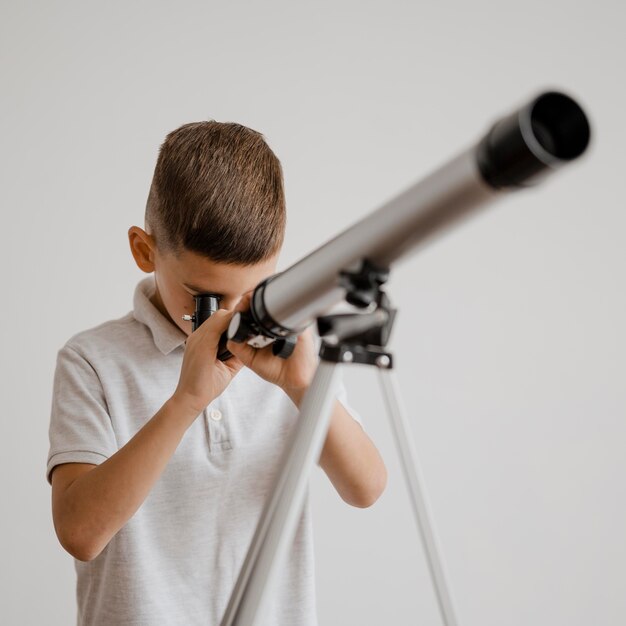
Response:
[128,226,157,273]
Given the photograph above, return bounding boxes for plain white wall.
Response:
[2,1,624,624]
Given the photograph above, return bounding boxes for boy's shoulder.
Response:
[62,311,141,358]
[59,274,191,366]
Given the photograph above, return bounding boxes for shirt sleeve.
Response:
[335,369,366,430]
[46,343,118,485]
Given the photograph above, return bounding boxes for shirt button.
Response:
[209,409,223,421]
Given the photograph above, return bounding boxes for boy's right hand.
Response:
[172,308,245,417]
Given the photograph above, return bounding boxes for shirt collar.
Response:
[132,275,187,355]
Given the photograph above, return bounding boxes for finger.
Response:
[222,353,245,374]
[226,336,276,369]
[234,291,253,314]
[198,309,235,346]
[300,327,315,342]
[225,337,259,367]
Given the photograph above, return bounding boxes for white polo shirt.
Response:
[46,274,364,626]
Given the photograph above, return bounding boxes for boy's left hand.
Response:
[225,292,317,397]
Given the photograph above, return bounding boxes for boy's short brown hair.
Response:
[145,120,286,264]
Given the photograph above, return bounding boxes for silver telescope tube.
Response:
[228,89,590,343]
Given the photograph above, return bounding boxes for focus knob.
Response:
[272,336,297,359]
[228,311,256,343]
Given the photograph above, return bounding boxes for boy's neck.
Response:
[150,284,176,328]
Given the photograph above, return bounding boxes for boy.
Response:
[46,121,387,626]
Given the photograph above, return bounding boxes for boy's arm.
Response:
[49,309,243,563]
[286,389,388,508]
[51,395,200,562]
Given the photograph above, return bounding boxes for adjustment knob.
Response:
[272,336,297,359]
[228,311,255,343]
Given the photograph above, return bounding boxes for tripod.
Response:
[220,261,459,626]
[219,90,592,626]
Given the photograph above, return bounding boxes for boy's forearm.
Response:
[286,388,387,508]
[58,395,200,561]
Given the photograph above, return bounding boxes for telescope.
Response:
[227,90,590,353]
[218,89,591,626]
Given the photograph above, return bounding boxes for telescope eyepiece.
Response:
[183,293,233,361]
[187,293,221,331]
[477,90,591,189]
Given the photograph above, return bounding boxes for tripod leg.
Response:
[221,360,341,626]
[378,368,459,626]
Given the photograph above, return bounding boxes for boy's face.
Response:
[128,226,279,337]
